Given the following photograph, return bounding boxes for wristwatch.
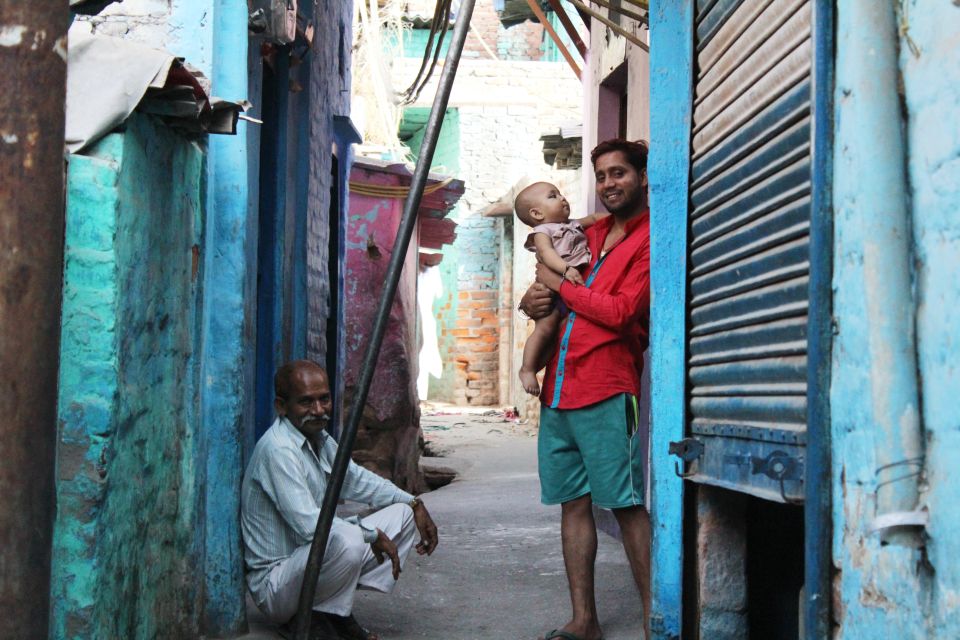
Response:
[409,496,422,510]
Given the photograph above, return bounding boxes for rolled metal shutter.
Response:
[684,0,812,502]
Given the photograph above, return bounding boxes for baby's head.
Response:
[514,182,570,227]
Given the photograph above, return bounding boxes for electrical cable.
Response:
[400,0,454,104]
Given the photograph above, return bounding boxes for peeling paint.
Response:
[0,25,28,47]
[51,115,206,640]
[31,29,46,50]
[53,36,67,62]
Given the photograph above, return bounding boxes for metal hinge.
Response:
[668,438,704,479]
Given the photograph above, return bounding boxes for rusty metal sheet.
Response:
[689,316,807,366]
[692,235,810,305]
[694,4,809,127]
[690,355,807,388]
[693,39,811,156]
[696,0,774,74]
[682,0,814,501]
[696,0,806,100]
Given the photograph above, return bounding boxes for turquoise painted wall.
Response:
[831,2,960,638]
[404,108,464,401]
[51,114,205,639]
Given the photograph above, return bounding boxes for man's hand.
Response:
[371,528,401,580]
[535,263,565,293]
[518,282,555,319]
[412,501,439,556]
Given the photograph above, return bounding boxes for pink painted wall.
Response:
[344,166,423,492]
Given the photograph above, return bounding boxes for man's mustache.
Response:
[300,415,330,425]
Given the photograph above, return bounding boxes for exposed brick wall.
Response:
[463,1,545,61]
[453,289,501,404]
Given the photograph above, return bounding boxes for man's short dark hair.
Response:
[274,360,326,400]
[590,139,649,174]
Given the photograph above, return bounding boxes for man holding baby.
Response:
[519,139,652,640]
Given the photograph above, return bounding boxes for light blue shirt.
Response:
[241,417,414,592]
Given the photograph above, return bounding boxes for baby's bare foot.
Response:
[519,369,540,396]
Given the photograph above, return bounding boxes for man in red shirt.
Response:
[521,139,651,640]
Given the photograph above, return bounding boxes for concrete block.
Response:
[695,486,748,639]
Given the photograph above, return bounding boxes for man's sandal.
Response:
[325,613,378,640]
[278,614,344,640]
[542,630,604,640]
[544,632,582,640]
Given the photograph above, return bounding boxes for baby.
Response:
[514,181,608,396]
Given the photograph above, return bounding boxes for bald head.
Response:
[514,182,555,227]
[274,359,328,401]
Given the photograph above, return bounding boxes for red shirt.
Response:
[540,212,650,409]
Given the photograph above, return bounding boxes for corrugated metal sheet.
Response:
[684,0,812,502]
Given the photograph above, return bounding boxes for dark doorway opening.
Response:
[747,500,805,638]
[254,49,290,438]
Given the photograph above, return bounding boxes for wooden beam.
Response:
[525,0,581,79]
[622,0,649,9]
[590,0,647,25]
[546,0,588,58]
[567,0,649,52]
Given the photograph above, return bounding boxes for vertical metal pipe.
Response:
[838,0,923,547]
[0,3,68,638]
[292,0,477,636]
[805,1,835,637]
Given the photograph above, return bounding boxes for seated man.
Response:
[241,360,438,639]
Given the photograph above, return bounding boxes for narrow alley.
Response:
[4,1,960,639]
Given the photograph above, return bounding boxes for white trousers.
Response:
[258,503,416,621]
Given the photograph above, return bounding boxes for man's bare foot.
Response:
[519,368,540,396]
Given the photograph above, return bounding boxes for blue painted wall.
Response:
[169,1,254,633]
[831,2,960,637]
[902,2,960,633]
[647,1,691,637]
[51,114,205,640]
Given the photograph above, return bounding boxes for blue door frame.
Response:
[648,2,694,637]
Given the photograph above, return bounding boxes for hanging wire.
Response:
[399,0,455,104]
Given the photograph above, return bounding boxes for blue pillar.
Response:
[648,1,694,638]
[171,0,252,634]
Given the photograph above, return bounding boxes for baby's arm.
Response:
[531,233,584,286]
[576,212,611,228]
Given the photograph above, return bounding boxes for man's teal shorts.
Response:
[538,392,645,509]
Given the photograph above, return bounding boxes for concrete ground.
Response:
[243,407,644,640]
